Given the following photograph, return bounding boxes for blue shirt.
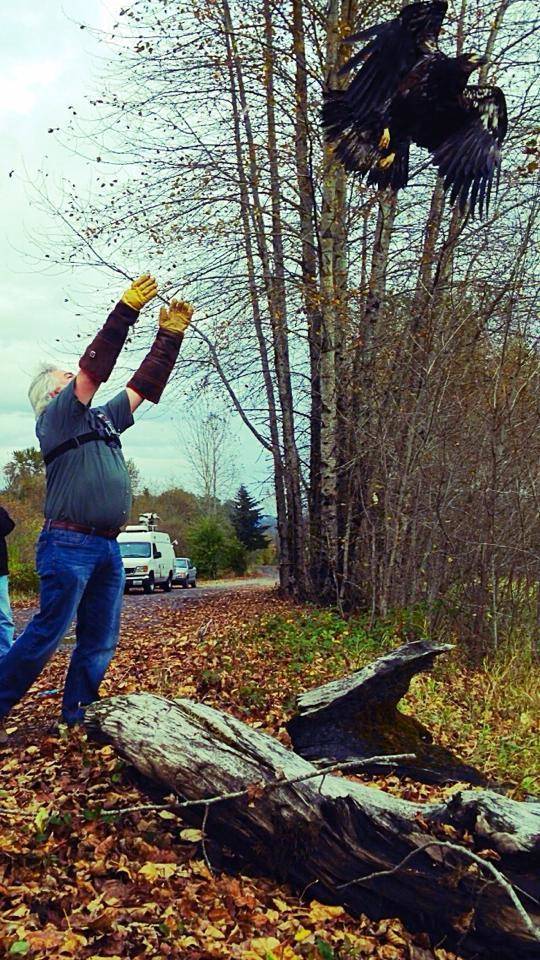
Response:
[36,380,134,529]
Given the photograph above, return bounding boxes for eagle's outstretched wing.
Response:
[431,86,508,217]
[322,1,447,148]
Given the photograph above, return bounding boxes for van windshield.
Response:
[119,542,151,559]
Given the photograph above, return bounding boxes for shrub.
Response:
[9,561,40,595]
[187,517,250,578]
[223,537,248,575]
[187,517,227,579]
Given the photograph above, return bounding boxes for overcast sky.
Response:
[0,2,274,510]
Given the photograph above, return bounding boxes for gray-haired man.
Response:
[0,276,193,742]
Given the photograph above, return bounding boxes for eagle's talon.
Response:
[378,127,391,149]
[378,151,396,168]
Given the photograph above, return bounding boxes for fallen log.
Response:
[288,639,486,784]
[85,693,540,959]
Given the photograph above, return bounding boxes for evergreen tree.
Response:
[230,485,268,551]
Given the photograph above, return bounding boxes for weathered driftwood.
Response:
[287,639,486,784]
[85,693,540,959]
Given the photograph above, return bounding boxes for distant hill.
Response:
[260,515,278,534]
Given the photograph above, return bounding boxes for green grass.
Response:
[246,606,539,797]
[257,607,408,668]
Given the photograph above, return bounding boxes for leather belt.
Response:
[44,519,120,540]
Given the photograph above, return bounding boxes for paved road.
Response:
[13,574,278,636]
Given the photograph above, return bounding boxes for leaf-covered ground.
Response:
[1,587,537,959]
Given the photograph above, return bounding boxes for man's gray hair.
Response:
[28,364,58,418]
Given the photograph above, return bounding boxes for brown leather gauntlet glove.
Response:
[127,329,183,404]
[79,301,137,383]
[79,275,158,383]
[127,299,192,404]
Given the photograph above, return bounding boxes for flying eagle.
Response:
[322,1,507,218]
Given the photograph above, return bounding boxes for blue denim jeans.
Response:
[0,574,15,657]
[0,528,125,724]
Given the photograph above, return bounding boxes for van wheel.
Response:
[191,580,197,588]
[143,575,155,595]
[162,573,173,592]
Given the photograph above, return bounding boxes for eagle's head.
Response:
[459,52,488,74]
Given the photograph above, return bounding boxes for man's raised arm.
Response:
[75,274,158,405]
[125,298,193,413]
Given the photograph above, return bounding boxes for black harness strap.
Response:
[43,431,121,467]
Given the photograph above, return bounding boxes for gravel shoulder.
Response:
[12,575,278,636]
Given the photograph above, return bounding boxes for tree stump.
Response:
[85,693,540,959]
[287,639,486,784]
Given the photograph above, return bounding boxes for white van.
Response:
[118,525,176,594]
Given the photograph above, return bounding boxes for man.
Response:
[0,505,15,657]
[0,275,192,742]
